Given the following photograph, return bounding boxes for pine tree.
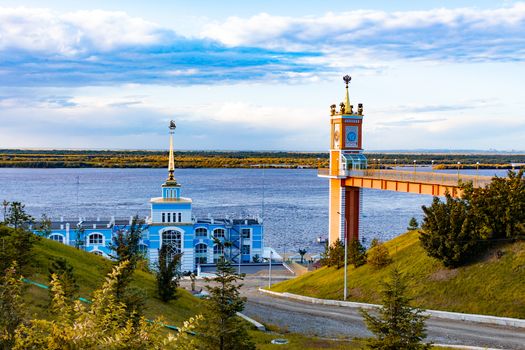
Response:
[5,202,33,229]
[48,258,78,301]
[156,244,182,302]
[360,268,431,350]
[407,217,419,231]
[196,257,255,350]
[329,238,345,269]
[0,224,36,274]
[109,216,148,313]
[348,239,367,268]
[419,193,481,268]
[74,223,85,250]
[35,214,52,237]
[465,169,525,240]
[367,242,392,269]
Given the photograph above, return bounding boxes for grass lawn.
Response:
[271,231,525,319]
[24,237,202,325]
[20,235,486,348]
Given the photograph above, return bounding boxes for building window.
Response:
[195,243,208,265]
[167,213,171,223]
[241,229,251,239]
[49,234,64,243]
[162,230,182,264]
[213,244,224,263]
[195,256,207,265]
[162,213,165,223]
[195,228,207,237]
[178,213,182,222]
[241,244,250,255]
[92,250,103,256]
[195,243,208,254]
[213,244,224,255]
[88,233,104,245]
[213,228,225,238]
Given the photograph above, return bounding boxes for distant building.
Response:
[33,122,264,272]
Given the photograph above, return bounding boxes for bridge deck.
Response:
[318,169,493,197]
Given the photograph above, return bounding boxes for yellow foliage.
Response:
[13,262,201,350]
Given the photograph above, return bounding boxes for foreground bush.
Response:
[13,262,200,350]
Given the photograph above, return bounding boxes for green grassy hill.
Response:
[23,237,202,325]
[271,231,525,319]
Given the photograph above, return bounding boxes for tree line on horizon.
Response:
[0,150,523,169]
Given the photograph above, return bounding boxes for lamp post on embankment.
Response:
[337,211,348,301]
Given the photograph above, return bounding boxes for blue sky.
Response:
[0,1,524,151]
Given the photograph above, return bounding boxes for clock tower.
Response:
[327,75,367,246]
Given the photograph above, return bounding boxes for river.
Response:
[0,167,509,254]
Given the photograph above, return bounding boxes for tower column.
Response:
[323,75,366,247]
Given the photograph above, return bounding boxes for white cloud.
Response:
[0,7,163,55]
[201,3,525,62]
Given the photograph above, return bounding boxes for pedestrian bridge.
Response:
[318,168,493,197]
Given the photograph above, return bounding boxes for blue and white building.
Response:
[34,122,264,272]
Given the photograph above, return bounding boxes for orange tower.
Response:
[324,75,367,246]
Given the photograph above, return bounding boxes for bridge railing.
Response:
[318,168,493,188]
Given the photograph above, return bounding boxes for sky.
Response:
[0,0,524,151]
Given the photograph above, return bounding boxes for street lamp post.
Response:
[239,233,242,274]
[457,162,461,181]
[337,211,348,301]
[431,160,435,173]
[394,159,397,169]
[413,160,417,174]
[268,250,273,288]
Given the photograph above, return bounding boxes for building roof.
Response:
[150,197,192,204]
[33,215,261,229]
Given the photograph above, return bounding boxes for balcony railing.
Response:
[318,168,493,188]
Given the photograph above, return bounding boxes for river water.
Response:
[0,167,508,254]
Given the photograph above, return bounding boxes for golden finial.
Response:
[167,120,176,182]
[343,75,351,115]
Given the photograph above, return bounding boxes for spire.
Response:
[343,75,351,114]
[167,120,177,183]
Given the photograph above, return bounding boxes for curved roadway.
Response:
[241,280,525,350]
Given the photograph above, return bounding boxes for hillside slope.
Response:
[23,238,202,325]
[271,231,525,318]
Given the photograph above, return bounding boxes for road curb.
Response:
[259,288,525,329]
[237,312,266,331]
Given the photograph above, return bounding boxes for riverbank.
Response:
[1,149,523,168]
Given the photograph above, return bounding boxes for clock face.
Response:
[345,125,359,148]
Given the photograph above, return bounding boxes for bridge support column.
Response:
[329,179,360,247]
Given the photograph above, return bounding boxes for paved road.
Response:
[241,284,525,350]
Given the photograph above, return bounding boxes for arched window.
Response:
[213,244,224,263]
[213,244,224,255]
[88,233,104,245]
[195,228,207,237]
[195,243,208,264]
[162,230,182,263]
[49,234,64,243]
[213,228,225,238]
